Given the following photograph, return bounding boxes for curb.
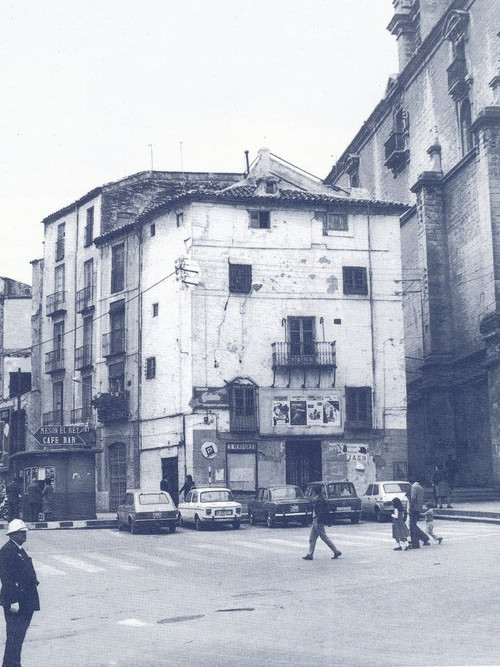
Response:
[0,519,118,531]
[436,515,500,526]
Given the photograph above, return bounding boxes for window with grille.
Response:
[229,264,252,294]
[146,357,156,379]
[343,266,368,295]
[85,208,94,247]
[230,384,258,431]
[249,210,270,229]
[111,243,125,293]
[345,387,372,429]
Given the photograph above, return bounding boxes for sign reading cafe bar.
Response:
[272,394,341,427]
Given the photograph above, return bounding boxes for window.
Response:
[229,383,258,431]
[111,243,125,293]
[322,213,348,234]
[459,98,473,156]
[83,258,94,291]
[145,357,156,379]
[150,223,156,237]
[249,210,270,229]
[345,387,372,429]
[108,361,125,394]
[108,303,125,355]
[53,321,64,353]
[265,181,277,194]
[288,316,315,359]
[343,266,368,295]
[229,264,252,294]
[54,264,65,294]
[85,208,94,247]
[53,381,64,422]
[152,303,159,317]
[176,212,184,228]
[56,223,65,261]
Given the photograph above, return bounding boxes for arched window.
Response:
[459,98,473,155]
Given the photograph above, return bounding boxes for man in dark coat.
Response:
[302,485,342,560]
[409,480,430,549]
[26,480,42,523]
[5,479,21,523]
[0,519,40,666]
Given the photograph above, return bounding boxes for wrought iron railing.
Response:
[102,329,126,356]
[272,341,336,368]
[76,285,95,312]
[46,291,66,316]
[70,406,94,424]
[75,344,92,369]
[42,409,64,426]
[45,349,65,374]
[92,392,129,423]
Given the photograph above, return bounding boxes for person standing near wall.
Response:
[5,478,21,522]
[42,479,54,521]
[26,479,42,523]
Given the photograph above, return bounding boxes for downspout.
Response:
[73,204,80,417]
[366,203,377,429]
[137,225,143,488]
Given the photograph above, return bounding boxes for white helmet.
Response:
[6,519,29,535]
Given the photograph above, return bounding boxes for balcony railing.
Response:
[42,409,64,426]
[102,329,126,357]
[55,238,65,262]
[230,413,259,432]
[272,342,337,368]
[92,392,129,423]
[447,57,468,100]
[70,406,94,424]
[75,344,93,370]
[76,285,95,313]
[46,291,66,317]
[45,349,65,374]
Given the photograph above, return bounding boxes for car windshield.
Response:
[139,493,171,505]
[200,490,233,503]
[326,482,356,498]
[383,483,408,494]
[270,487,304,500]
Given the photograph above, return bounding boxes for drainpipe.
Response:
[73,204,80,418]
[366,203,377,428]
[137,226,143,488]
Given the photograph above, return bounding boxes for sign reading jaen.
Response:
[271,394,341,428]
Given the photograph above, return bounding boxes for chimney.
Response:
[387,0,418,72]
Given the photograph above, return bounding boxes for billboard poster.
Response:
[323,395,341,425]
[307,397,324,425]
[271,392,342,428]
[272,399,290,426]
[289,399,307,426]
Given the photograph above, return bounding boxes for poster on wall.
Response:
[290,398,307,426]
[307,397,324,425]
[271,393,342,427]
[272,399,290,426]
[323,396,341,425]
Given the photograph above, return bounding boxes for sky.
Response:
[1,0,397,285]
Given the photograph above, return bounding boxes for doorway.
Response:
[161,456,179,505]
[285,440,322,489]
[108,442,127,511]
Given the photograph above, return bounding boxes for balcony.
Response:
[76,285,95,313]
[42,410,64,426]
[75,344,93,370]
[70,406,94,425]
[92,392,129,423]
[102,329,126,357]
[46,291,66,317]
[45,349,65,374]
[272,342,337,369]
[384,131,409,173]
[447,57,469,101]
[55,238,65,262]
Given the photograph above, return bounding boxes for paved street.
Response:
[3,520,500,667]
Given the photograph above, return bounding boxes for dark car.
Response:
[304,481,361,524]
[117,490,179,534]
[248,485,313,528]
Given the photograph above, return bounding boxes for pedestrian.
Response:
[160,475,170,493]
[0,519,40,667]
[5,478,21,523]
[26,478,42,523]
[302,485,342,561]
[445,453,458,508]
[431,464,442,507]
[179,474,195,501]
[408,480,430,549]
[436,472,450,509]
[391,497,409,551]
[42,478,54,521]
[423,503,443,545]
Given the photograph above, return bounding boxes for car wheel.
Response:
[266,513,275,528]
[129,518,137,534]
[351,515,360,525]
[233,519,241,530]
[178,514,184,527]
[248,510,256,526]
[194,515,203,531]
[374,506,384,523]
[169,524,176,534]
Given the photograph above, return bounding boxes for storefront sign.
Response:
[272,393,341,427]
[33,425,87,447]
[227,442,257,453]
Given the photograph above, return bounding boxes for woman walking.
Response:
[391,497,409,551]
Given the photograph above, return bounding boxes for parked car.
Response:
[117,489,179,534]
[304,480,361,524]
[178,487,242,530]
[360,481,411,522]
[248,485,313,528]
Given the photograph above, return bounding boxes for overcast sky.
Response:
[1,0,396,284]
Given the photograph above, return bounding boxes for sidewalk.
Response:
[2,501,500,530]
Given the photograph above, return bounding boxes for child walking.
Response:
[423,503,443,544]
[392,497,409,551]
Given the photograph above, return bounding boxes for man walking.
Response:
[0,519,40,667]
[5,479,21,523]
[26,479,42,523]
[302,485,342,561]
[409,480,430,549]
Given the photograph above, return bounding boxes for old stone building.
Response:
[325,0,500,486]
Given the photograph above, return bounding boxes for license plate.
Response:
[215,510,232,516]
[153,512,162,518]
[290,505,299,513]
[336,507,351,512]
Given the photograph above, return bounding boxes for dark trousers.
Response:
[28,503,41,523]
[2,609,33,667]
[6,502,19,522]
[409,511,429,548]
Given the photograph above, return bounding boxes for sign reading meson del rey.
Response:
[34,425,88,447]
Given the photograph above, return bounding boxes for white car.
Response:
[360,481,411,522]
[178,487,242,530]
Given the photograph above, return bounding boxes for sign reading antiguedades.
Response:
[34,425,89,447]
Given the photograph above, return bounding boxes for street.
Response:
[4,520,500,667]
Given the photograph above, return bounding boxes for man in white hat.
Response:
[0,519,40,666]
